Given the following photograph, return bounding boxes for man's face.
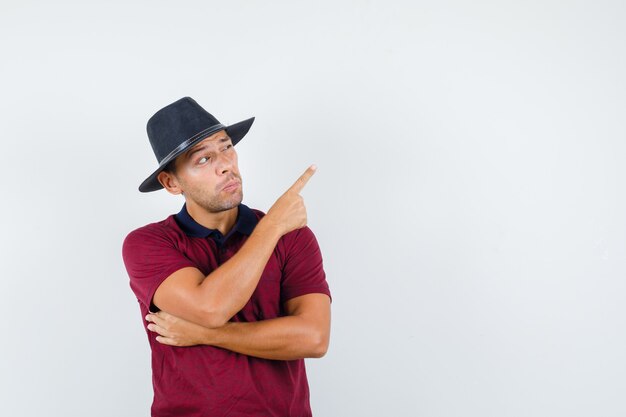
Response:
[167,130,243,213]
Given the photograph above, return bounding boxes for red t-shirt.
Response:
[122,204,331,417]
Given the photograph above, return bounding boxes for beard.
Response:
[184,176,244,213]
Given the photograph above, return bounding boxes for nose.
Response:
[215,151,234,175]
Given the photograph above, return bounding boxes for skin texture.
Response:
[157,132,244,233]
[150,130,331,359]
[146,293,331,360]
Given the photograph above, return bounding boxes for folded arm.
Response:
[146,293,331,360]
[151,166,316,329]
[152,219,281,328]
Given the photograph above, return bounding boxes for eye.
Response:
[223,144,233,151]
[198,156,210,164]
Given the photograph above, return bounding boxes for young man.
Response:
[122,97,331,416]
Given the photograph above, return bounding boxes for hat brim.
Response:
[138,116,255,192]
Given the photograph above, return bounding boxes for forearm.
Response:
[146,294,331,358]
[152,167,315,329]
[197,217,281,326]
[201,316,329,360]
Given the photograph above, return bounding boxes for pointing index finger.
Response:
[288,164,317,194]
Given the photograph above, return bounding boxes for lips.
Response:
[221,179,240,192]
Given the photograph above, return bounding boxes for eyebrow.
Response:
[185,136,231,159]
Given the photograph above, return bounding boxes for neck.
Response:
[185,201,239,236]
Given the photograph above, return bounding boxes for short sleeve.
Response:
[280,226,331,304]
[122,225,197,309]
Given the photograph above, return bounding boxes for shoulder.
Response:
[282,226,321,259]
[122,215,185,253]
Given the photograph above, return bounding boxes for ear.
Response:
[157,171,183,195]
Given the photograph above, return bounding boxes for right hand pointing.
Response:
[264,165,317,236]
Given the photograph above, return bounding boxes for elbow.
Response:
[198,305,231,329]
[310,346,328,359]
[308,329,330,358]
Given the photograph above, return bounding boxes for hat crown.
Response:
[146,97,222,163]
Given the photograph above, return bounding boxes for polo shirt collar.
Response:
[175,203,258,242]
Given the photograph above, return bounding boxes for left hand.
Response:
[145,310,209,347]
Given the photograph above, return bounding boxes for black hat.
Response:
[139,97,254,192]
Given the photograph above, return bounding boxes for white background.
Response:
[1,1,625,416]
